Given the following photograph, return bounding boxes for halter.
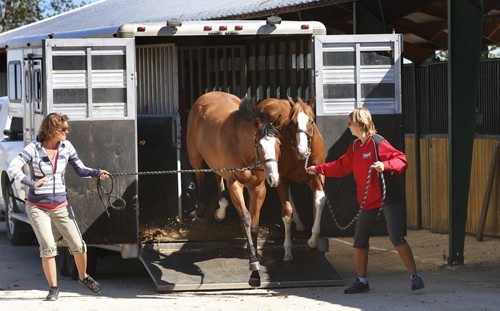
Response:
[254,142,279,165]
[253,120,280,166]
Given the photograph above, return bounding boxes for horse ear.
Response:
[307,96,316,110]
[287,97,295,108]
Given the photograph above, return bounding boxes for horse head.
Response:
[289,97,316,160]
[255,118,281,188]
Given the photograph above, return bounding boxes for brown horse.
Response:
[258,97,326,262]
[187,91,280,287]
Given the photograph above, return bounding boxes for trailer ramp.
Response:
[140,238,343,292]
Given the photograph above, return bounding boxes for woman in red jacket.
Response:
[306,107,424,294]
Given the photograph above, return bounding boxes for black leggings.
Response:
[353,203,407,249]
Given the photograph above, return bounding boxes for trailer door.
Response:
[43,38,139,246]
[313,34,404,236]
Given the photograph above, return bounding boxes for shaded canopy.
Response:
[0,0,498,63]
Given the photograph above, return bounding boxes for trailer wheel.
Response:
[3,183,35,245]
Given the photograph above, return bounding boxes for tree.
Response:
[42,0,89,19]
[0,0,88,33]
[1,0,40,33]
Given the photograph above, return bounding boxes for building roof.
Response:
[0,0,498,63]
[0,0,331,45]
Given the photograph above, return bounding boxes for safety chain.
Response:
[325,165,386,231]
[96,164,264,216]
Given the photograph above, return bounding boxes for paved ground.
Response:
[1,221,499,310]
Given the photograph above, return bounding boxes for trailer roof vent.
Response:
[167,19,182,27]
[266,16,281,26]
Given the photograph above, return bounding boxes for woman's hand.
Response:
[305,166,317,175]
[99,169,110,180]
[372,161,385,172]
[34,177,49,188]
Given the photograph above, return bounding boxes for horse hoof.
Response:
[249,277,261,288]
[283,253,294,262]
[283,258,293,267]
[307,240,318,250]
[214,211,225,222]
[306,244,316,251]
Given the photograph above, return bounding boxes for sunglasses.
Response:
[59,127,69,132]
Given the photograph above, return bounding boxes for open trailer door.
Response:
[313,33,404,236]
[42,38,139,248]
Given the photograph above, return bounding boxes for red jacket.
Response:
[315,136,407,210]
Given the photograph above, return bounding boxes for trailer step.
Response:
[139,239,343,292]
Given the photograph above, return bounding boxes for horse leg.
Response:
[227,180,261,287]
[307,176,326,249]
[188,150,210,219]
[214,176,229,222]
[289,187,306,231]
[247,181,267,286]
[276,180,294,262]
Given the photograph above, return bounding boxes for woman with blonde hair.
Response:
[306,107,424,294]
[8,112,110,301]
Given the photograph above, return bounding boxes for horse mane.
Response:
[239,97,279,138]
[259,119,280,138]
[238,97,260,121]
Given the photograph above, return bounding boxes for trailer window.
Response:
[47,44,133,120]
[8,61,22,102]
[323,51,354,66]
[34,69,42,107]
[316,36,401,115]
[53,55,87,70]
[91,55,125,70]
[360,51,393,66]
[34,70,41,99]
[53,89,87,103]
[25,70,31,104]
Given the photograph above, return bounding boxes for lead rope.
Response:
[96,164,264,217]
[325,165,386,231]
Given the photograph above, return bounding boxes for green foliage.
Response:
[42,0,89,19]
[0,0,41,33]
[0,0,89,33]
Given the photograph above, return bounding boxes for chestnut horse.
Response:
[258,97,326,262]
[187,91,280,287]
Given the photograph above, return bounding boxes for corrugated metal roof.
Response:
[0,0,330,45]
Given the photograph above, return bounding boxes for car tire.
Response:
[4,182,35,246]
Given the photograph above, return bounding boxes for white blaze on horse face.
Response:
[296,111,310,159]
[259,136,279,187]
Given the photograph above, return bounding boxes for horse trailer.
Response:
[1,19,403,291]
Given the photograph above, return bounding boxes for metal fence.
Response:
[403,59,500,135]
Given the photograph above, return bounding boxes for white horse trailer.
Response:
[1,19,402,291]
